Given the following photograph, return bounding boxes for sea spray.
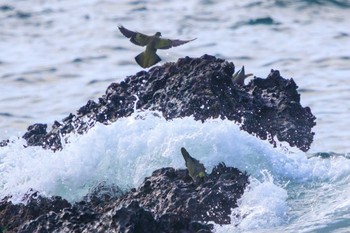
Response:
[215,170,289,232]
[0,110,278,203]
[1,111,350,231]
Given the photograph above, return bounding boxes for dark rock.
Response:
[157,213,212,233]
[0,191,71,233]
[242,69,315,151]
[16,200,212,233]
[7,55,315,152]
[116,163,248,225]
[104,201,160,233]
[0,163,246,232]
[0,139,9,147]
[22,123,48,147]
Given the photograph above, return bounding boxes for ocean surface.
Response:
[0,0,350,232]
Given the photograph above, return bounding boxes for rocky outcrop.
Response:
[0,192,70,233]
[116,163,248,225]
[0,163,248,233]
[0,55,317,232]
[17,55,315,152]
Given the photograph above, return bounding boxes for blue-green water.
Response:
[1,0,350,232]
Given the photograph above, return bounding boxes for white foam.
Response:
[1,110,350,232]
[215,171,289,233]
[0,111,277,203]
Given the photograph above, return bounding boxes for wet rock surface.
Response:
[116,163,248,225]
[13,55,315,152]
[0,192,71,233]
[0,163,247,233]
[0,55,317,232]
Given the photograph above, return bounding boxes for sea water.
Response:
[1,0,350,232]
[1,111,350,232]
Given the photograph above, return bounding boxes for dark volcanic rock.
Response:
[116,163,248,225]
[0,191,71,233]
[242,69,315,151]
[22,123,48,147]
[15,55,315,152]
[0,163,247,233]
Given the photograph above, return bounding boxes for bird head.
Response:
[155,32,162,37]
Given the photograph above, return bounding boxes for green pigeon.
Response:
[181,147,207,182]
[118,25,196,68]
[232,66,253,86]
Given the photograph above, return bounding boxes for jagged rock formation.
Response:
[0,163,247,233]
[116,163,248,225]
[0,55,317,232]
[14,55,315,152]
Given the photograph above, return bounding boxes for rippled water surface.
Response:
[1,0,349,152]
[1,0,350,232]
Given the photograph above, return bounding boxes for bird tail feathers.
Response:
[135,51,161,68]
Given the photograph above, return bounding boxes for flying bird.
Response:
[181,147,206,182]
[118,25,196,68]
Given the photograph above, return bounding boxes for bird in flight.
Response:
[118,25,196,68]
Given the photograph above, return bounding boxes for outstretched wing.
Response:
[118,25,152,47]
[156,38,196,50]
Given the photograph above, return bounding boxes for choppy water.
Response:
[1,0,350,232]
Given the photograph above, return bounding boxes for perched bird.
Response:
[118,25,196,68]
[231,66,253,86]
[181,147,207,182]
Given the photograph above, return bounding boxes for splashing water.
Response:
[1,111,350,231]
